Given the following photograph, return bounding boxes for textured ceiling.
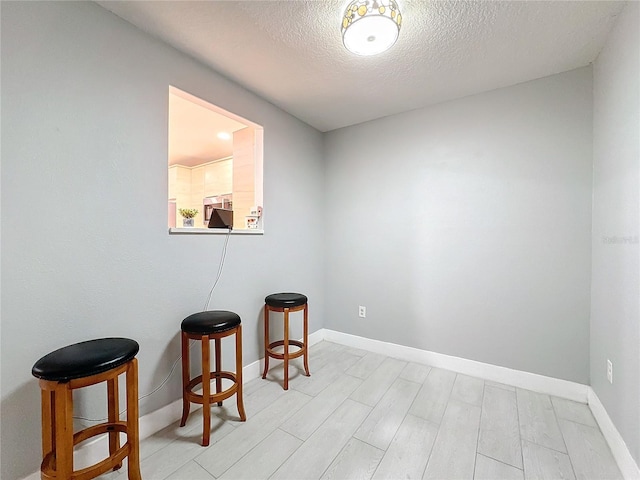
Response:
[98,0,625,132]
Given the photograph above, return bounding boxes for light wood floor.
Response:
[100,341,622,480]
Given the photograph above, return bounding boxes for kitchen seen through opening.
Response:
[168,86,264,231]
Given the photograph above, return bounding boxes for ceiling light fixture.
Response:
[341,0,402,56]
[217,132,231,140]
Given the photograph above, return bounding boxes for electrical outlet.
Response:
[607,359,613,384]
[358,306,366,318]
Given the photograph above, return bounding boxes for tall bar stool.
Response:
[180,310,246,446]
[31,337,141,480]
[262,292,310,390]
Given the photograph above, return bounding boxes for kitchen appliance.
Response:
[208,208,233,229]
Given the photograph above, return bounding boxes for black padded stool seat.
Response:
[32,338,141,480]
[32,338,139,382]
[180,310,246,446]
[265,293,308,309]
[263,292,310,390]
[181,310,241,335]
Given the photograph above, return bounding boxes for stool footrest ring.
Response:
[185,372,239,405]
[42,431,130,480]
[73,421,128,445]
[266,340,305,360]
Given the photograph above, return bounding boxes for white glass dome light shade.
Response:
[341,1,402,56]
[342,14,400,56]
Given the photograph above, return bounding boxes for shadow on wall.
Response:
[146,331,183,413]
[254,308,264,366]
[1,380,42,480]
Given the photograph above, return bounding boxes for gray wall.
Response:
[324,67,593,384]
[0,2,325,479]
[591,2,640,464]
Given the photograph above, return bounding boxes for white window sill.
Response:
[169,228,263,235]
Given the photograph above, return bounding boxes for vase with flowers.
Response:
[179,208,198,227]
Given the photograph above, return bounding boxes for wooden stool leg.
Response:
[202,335,211,446]
[303,303,310,376]
[180,331,190,427]
[236,325,246,421]
[107,376,122,470]
[283,307,290,390]
[262,306,270,379]
[215,337,222,407]
[126,358,142,480]
[53,383,73,479]
[41,388,54,462]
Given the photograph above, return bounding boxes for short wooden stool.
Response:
[31,338,141,480]
[262,293,310,390]
[180,310,246,446]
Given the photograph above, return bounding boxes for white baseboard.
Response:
[323,329,589,402]
[322,329,639,479]
[588,388,640,480]
[24,328,637,480]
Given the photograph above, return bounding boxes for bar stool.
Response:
[31,337,141,480]
[180,310,246,446]
[262,292,310,390]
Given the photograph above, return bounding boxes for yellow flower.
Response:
[178,208,198,219]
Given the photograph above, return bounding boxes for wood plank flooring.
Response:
[98,341,623,480]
